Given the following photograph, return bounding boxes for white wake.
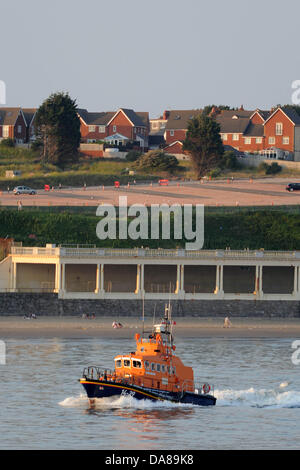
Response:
[59,383,300,409]
[59,393,193,410]
[215,384,300,408]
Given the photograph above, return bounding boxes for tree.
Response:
[183,114,224,178]
[202,104,233,116]
[35,92,81,167]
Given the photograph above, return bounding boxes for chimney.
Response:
[209,106,219,118]
[163,110,170,120]
[239,104,244,111]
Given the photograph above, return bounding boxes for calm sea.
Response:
[1,334,300,450]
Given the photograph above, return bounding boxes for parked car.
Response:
[286,183,300,192]
[13,186,37,195]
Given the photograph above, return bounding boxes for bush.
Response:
[258,161,282,175]
[125,150,141,162]
[31,140,43,152]
[208,167,222,178]
[218,150,239,170]
[266,162,282,174]
[135,150,179,173]
[0,138,15,147]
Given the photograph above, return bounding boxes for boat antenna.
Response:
[142,291,145,336]
[152,303,156,328]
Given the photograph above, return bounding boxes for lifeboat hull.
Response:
[80,379,216,406]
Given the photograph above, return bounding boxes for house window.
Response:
[256,137,263,144]
[88,125,96,132]
[269,137,275,145]
[113,125,117,133]
[3,126,9,138]
[222,134,228,141]
[17,125,22,134]
[232,134,239,141]
[170,130,174,136]
[283,136,290,145]
[275,122,283,135]
[98,125,105,133]
[244,137,251,145]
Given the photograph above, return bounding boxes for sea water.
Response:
[1,335,300,449]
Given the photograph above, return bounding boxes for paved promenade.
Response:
[1,178,300,207]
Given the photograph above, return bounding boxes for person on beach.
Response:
[223,316,232,328]
[112,321,123,329]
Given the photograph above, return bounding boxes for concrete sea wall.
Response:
[0,293,299,318]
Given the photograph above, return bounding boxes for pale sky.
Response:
[1,0,299,117]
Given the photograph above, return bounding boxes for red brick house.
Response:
[263,107,300,161]
[216,108,266,153]
[22,108,37,143]
[78,108,149,151]
[78,109,114,143]
[0,107,27,143]
[163,109,202,146]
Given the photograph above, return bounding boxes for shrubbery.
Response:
[135,150,179,173]
[0,138,15,147]
[258,161,282,175]
[0,208,299,250]
[125,150,142,162]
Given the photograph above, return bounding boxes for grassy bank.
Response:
[0,206,299,250]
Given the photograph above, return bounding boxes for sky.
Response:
[1,0,300,117]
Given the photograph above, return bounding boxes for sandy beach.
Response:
[1,316,300,338]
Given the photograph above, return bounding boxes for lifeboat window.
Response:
[132,360,142,368]
[156,363,161,372]
[144,361,150,369]
[161,364,165,373]
[123,359,131,367]
[115,360,122,368]
[151,363,156,371]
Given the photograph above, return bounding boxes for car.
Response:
[13,186,37,195]
[286,183,300,192]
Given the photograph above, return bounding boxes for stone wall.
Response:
[0,293,299,318]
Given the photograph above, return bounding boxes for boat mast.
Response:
[142,291,145,336]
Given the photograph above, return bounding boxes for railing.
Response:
[180,379,215,396]
[10,246,300,261]
[82,366,115,381]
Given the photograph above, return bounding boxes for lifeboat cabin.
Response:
[113,322,194,394]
